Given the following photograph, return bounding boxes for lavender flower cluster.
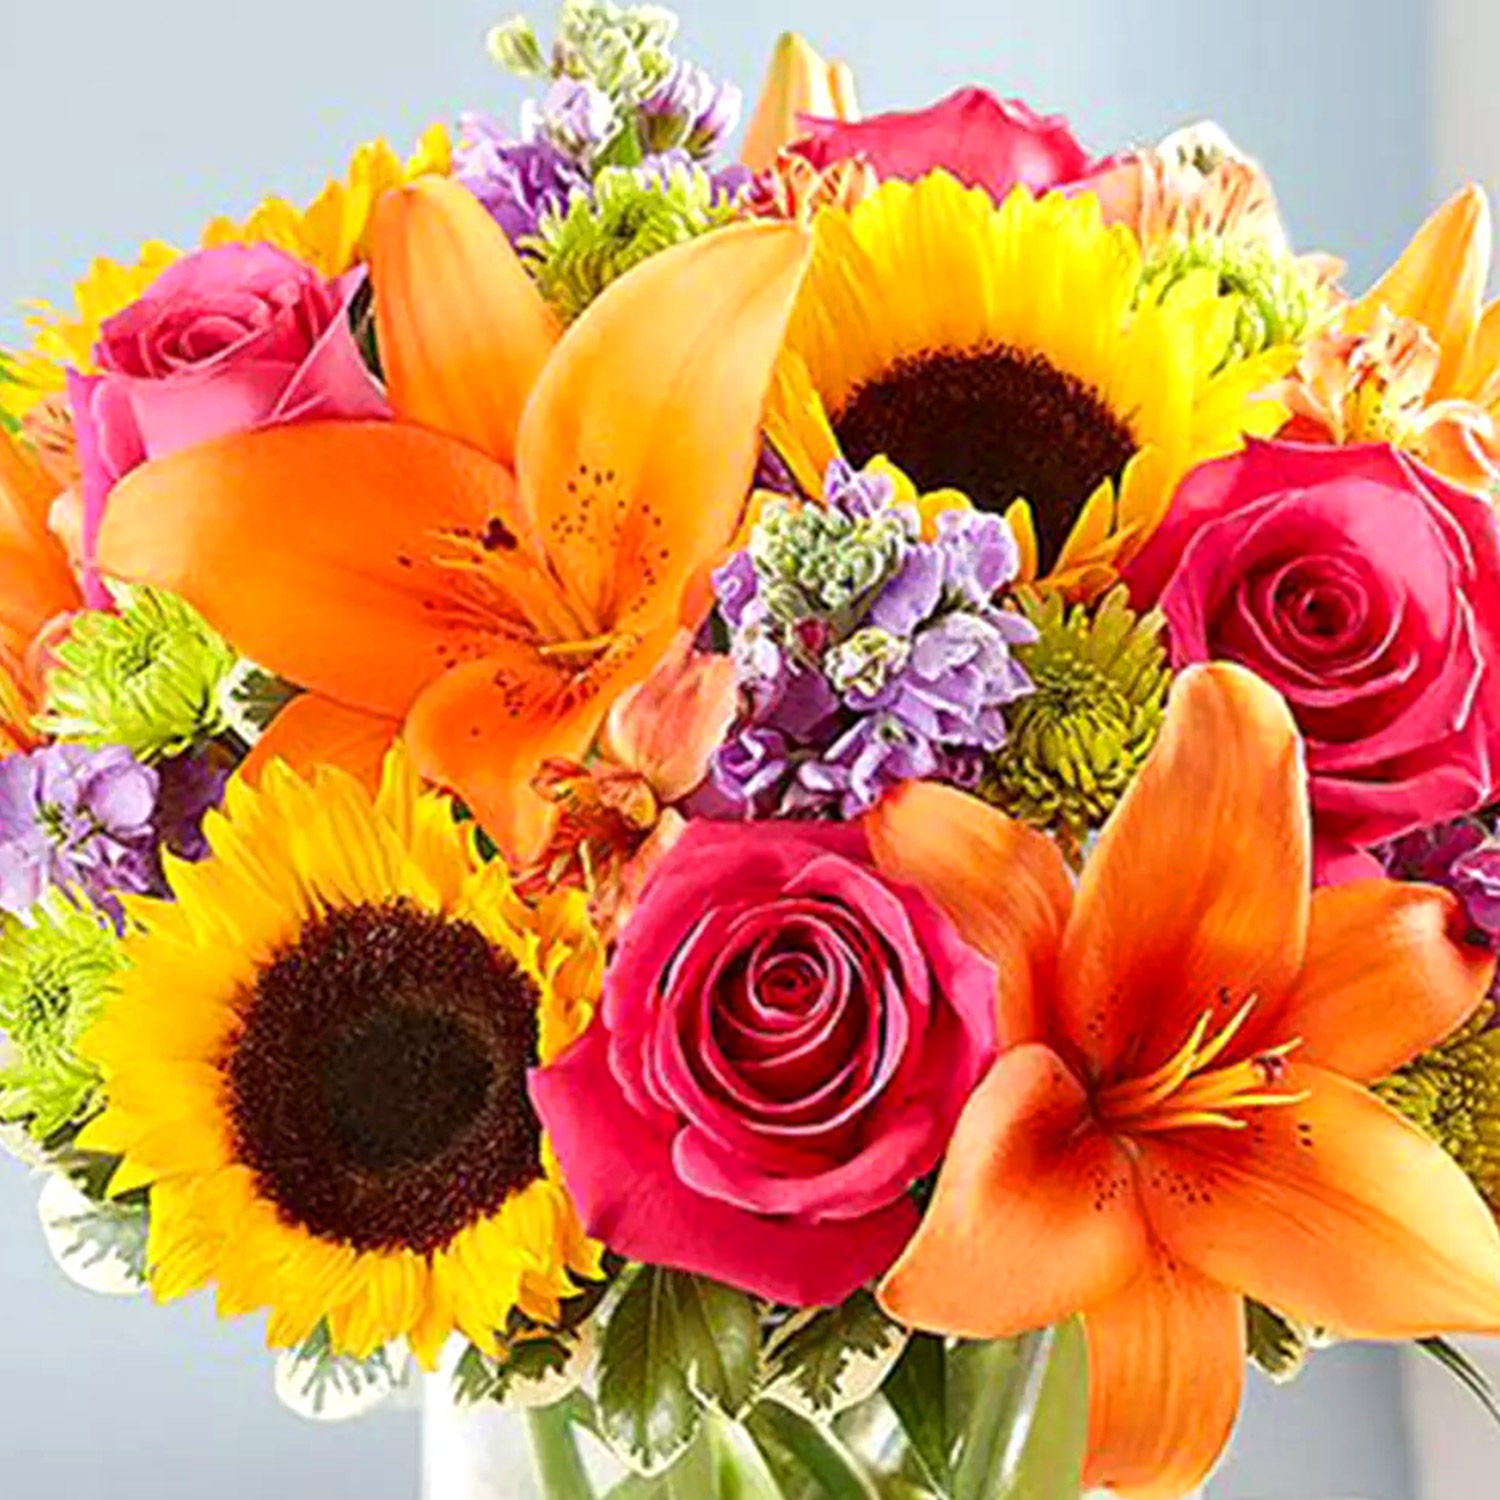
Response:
[456,58,744,244]
[0,744,224,927]
[709,462,1037,818]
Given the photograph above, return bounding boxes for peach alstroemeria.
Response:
[0,428,81,748]
[1283,185,1500,491]
[741,32,860,175]
[867,663,1500,1500]
[520,632,734,934]
[94,179,809,863]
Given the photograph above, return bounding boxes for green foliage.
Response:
[40,586,238,761]
[597,1267,761,1473]
[49,1186,149,1285]
[282,1322,406,1418]
[0,894,123,1142]
[527,163,739,323]
[1418,1337,1500,1429]
[1246,1300,1312,1384]
[762,1291,904,1416]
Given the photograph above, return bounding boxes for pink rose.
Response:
[1126,440,1500,882]
[531,820,997,1306]
[69,243,388,603]
[790,87,1110,201]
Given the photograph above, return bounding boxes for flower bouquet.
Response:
[8,5,1500,1497]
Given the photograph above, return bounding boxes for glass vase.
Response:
[421,1325,1103,1500]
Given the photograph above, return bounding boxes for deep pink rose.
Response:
[1126,440,1500,882]
[791,87,1109,200]
[531,820,997,1306]
[68,243,388,604]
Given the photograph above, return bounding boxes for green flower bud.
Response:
[487,15,548,76]
[40,587,238,762]
[824,628,911,698]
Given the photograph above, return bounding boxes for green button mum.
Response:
[0,894,123,1144]
[981,586,1171,864]
[40,587,238,762]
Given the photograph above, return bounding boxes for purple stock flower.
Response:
[454,112,588,243]
[154,752,229,863]
[0,745,161,917]
[1382,817,1500,945]
[638,61,743,157]
[535,78,619,157]
[710,460,1036,819]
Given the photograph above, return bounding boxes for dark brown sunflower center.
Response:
[226,902,543,1255]
[831,345,1137,573]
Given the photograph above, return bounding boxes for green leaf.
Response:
[746,1399,883,1500]
[1418,1337,1500,1429]
[598,1268,762,1474]
[764,1290,906,1416]
[1246,1301,1311,1384]
[883,1335,948,1490]
[604,1413,783,1500]
[527,1400,600,1500]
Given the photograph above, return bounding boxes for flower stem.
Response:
[527,1402,597,1500]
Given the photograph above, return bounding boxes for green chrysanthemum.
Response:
[0,894,123,1143]
[982,587,1171,861]
[40,587,237,761]
[1375,1003,1500,1211]
[1140,236,1321,366]
[527,163,740,322]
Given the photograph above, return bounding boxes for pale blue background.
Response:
[0,0,1442,1494]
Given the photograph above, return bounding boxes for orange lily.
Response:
[741,32,860,175]
[867,663,1500,1499]
[94,179,808,862]
[0,428,80,750]
[1284,185,1500,491]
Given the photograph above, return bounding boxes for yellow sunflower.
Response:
[1,126,450,431]
[766,172,1291,596]
[77,749,604,1369]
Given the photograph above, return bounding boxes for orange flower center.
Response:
[1095,998,1309,1135]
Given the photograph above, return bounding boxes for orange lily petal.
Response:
[1352,185,1490,397]
[1058,663,1310,1079]
[515,220,810,640]
[1257,880,1494,1082]
[741,33,860,174]
[1082,1253,1244,1500]
[1461,296,1500,410]
[240,693,399,793]
[96,421,522,719]
[371,176,561,472]
[403,625,673,867]
[1139,1064,1500,1338]
[878,1045,1149,1339]
[0,430,78,647]
[865,782,1073,1046]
